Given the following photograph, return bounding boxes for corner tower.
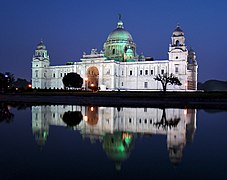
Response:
[168,25,198,90]
[104,16,136,62]
[32,41,50,89]
[168,25,188,61]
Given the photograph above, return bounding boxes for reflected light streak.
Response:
[84,116,88,122]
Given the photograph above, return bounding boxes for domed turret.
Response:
[32,40,50,88]
[138,52,145,61]
[104,16,136,61]
[173,24,184,37]
[33,40,49,60]
[188,47,197,64]
[36,41,46,50]
[168,24,187,60]
[125,48,134,61]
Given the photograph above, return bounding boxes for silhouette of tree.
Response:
[62,111,83,127]
[154,109,180,130]
[62,73,83,89]
[13,78,30,89]
[154,73,182,93]
[0,72,15,92]
[0,73,7,92]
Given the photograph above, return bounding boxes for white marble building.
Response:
[32,19,198,91]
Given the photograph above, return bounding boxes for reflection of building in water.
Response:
[32,105,83,146]
[32,106,196,167]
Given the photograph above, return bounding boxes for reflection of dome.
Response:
[107,21,133,42]
[102,132,134,170]
[168,145,183,166]
[37,41,46,50]
[33,130,48,147]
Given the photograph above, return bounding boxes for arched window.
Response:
[35,70,38,78]
[112,49,115,54]
[176,40,180,46]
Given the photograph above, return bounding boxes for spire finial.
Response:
[117,14,124,29]
[174,23,183,33]
[118,13,122,21]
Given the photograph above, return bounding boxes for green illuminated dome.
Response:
[102,132,134,170]
[107,21,133,42]
[104,19,136,61]
[125,48,134,61]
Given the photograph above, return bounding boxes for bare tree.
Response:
[153,108,181,130]
[154,73,182,93]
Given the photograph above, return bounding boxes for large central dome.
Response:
[107,21,133,41]
[104,19,136,62]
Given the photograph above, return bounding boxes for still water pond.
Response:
[0,104,226,179]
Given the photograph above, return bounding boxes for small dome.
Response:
[174,25,183,32]
[173,25,184,36]
[126,48,134,56]
[189,47,195,54]
[37,41,46,50]
[138,53,145,61]
[107,21,133,42]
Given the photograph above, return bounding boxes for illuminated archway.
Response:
[86,66,99,90]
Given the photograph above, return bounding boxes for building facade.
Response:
[32,19,198,91]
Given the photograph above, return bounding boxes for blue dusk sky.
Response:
[0,0,227,82]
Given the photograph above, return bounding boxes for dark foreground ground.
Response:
[1,91,227,109]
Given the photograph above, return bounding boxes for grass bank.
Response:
[1,91,227,109]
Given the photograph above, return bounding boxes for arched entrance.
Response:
[86,66,99,90]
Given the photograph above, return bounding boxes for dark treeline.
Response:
[0,72,30,93]
[198,80,227,91]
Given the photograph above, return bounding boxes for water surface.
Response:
[0,104,226,179]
